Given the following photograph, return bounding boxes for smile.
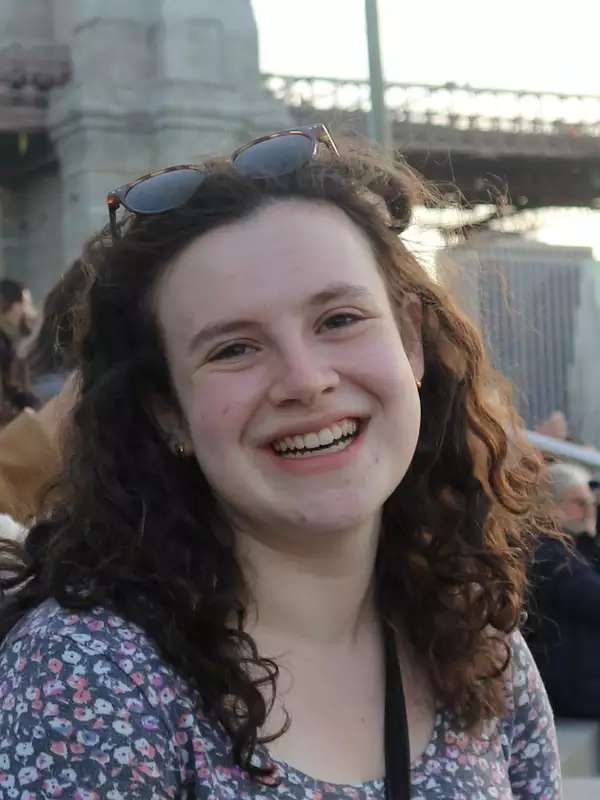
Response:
[271,418,361,459]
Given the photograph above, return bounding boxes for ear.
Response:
[399,293,424,383]
[148,395,194,457]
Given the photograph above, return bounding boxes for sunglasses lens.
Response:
[124,169,206,214]
[233,133,314,178]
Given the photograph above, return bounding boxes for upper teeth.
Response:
[273,419,358,452]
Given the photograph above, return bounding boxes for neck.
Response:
[235,518,381,646]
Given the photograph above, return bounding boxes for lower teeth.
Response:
[278,435,355,459]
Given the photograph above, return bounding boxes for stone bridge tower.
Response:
[0,0,289,298]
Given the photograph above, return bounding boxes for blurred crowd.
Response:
[0,262,600,728]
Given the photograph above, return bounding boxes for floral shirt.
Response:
[0,599,561,799]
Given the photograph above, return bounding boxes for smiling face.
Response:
[154,199,423,543]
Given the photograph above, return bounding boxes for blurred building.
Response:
[0,0,289,299]
[440,232,597,435]
[569,260,600,447]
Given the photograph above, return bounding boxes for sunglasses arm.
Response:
[107,194,121,240]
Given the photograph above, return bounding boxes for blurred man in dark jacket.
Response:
[528,462,600,718]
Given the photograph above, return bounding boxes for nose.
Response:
[268,344,340,407]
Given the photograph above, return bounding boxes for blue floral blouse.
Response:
[0,599,561,798]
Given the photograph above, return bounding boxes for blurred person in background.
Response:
[589,472,600,550]
[0,128,560,797]
[0,262,87,523]
[0,279,39,419]
[0,374,76,524]
[26,259,86,403]
[527,461,600,718]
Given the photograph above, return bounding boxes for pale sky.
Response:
[252,0,600,256]
[252,0,599,95]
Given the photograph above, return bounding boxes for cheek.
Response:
[349,333,415,403]
[183,375,263,451]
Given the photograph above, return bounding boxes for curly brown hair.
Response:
[0,143,548,774]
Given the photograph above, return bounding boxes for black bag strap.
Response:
[384,622,411,800]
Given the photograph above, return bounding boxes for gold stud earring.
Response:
[167,434,187,458]
[174,441,187,458]
[416,378,422,390]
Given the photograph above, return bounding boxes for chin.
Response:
[278,497,383,537]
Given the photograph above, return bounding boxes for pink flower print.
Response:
[69,742,85,755]
[74,707,94,722]
[42,777,63,797]
[120,641,136,655]
[138,762,160,778]
[0,773,15,790]
[175,731,188,746]
[456,732,470,750]
[25,686,40,702]
[74,790,100,800]
[88,620,105,632]
[48,658,63,674]
[50,741,68,758]
[15,656,27,672]
[73,688,92,704]
[130,672,145,687]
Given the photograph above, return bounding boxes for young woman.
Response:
[0,126,560,799]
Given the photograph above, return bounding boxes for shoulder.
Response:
[0,598,197,720]
[0,600,231,797]
[502,629,558,747]
[501,630,561,791]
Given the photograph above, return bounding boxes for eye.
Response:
[320,312,364,331]
[208,342,258,362]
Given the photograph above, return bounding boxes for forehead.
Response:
[155,200,388,327]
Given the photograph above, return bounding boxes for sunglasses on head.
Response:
[106,124,340,239]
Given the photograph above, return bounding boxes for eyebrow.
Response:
[188,282,373,354]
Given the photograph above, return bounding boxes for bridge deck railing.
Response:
[263,74,600,139]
